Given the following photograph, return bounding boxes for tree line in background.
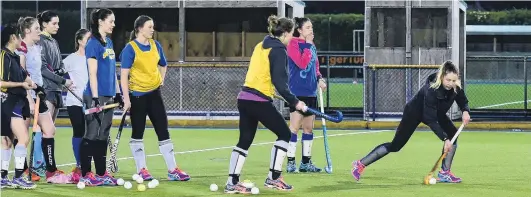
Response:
[306,9,531,51]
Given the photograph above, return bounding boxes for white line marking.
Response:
[478,100,531,109]
[17,130,386,172]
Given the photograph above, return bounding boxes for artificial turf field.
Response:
[2,127,530,197]
[324,82,531,109]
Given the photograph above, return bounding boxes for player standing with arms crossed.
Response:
[119,15,190,181]
[285,17,326,173]
[36,11,75,182]
[63,28,91,183]
[224,15,306,194]
[0,23,40,189]
[78,8,122,186]
[351,61,471,183]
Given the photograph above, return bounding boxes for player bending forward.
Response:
[351,61,471,183]
[224,15,307,194]
[119,15,190,181]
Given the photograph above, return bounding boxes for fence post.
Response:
[326,55,330,108]
[525,56,528,116]
[371,67,376,121]
[363,62,367,120]
[179,66,183,110]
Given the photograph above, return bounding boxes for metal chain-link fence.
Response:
[364,64,440,120]
[466,56,529,110]
[130,63,287,117]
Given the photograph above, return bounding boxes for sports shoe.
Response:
[299,160,322,173]
[264,177,293,191]
[79,172,104,186]
[69,167,82,184]
[23,169,41,182]
[351,160,365,181]
[96,171,118,186]
[437,170,462,183]
[224,182,252,194]
[286,160,298,173]
[11,177,37,189]
[46,170,72,184]
[1,177,14,188]
[168,167,190,181]
[138,168,153,181]
[32,161,47,177]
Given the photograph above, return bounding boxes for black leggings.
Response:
[236,99,291,150]
[387,114,458,152]
[360,111,458,166]
[67,106,85,138]
[130,88,169,141]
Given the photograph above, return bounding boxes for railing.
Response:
[55,54,530,121]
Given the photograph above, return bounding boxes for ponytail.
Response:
[430,60,462,91]
[89,8,113,46]
[130,15,153,41]
[129,30,137,41]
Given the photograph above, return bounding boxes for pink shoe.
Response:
[46,170,73,184]
[70,167,82,184]
[138,168,153,181]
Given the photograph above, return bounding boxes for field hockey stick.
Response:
[318,88,333,174]
[273,94,344,123]
[64,85,87,110]
[28,94,42,181]
[107,110,128,173]
[423,123,465,185]
[84,103,120,115]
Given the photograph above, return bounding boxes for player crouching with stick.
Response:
[119,15,190,181]
[79,8,123,186]
[224,15,307,194]
[351,61,471,183]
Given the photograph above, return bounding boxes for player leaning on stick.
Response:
[119,15,190,181]
[79,8,123,187]
[224,15,307,194]
[351,61,471,183]
[16,16,71,184]
[63,28,91,184]
[285,17,326,173]
[0,23,42,189]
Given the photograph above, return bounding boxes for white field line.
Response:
[13,130,387,173]
[477,100,531,109]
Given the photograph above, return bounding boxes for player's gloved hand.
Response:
[54,68,66,76]
[114,93,124,108]
[35,85,46,96]
[35,86,46,101]
[92,97,100,108]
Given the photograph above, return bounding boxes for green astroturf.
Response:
[324,82,531,109]
[2,128,530,197]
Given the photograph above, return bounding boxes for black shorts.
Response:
[288,96,318,117]
[33,98,49,114]
[1,95,30,137]
[45,91,64,108]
